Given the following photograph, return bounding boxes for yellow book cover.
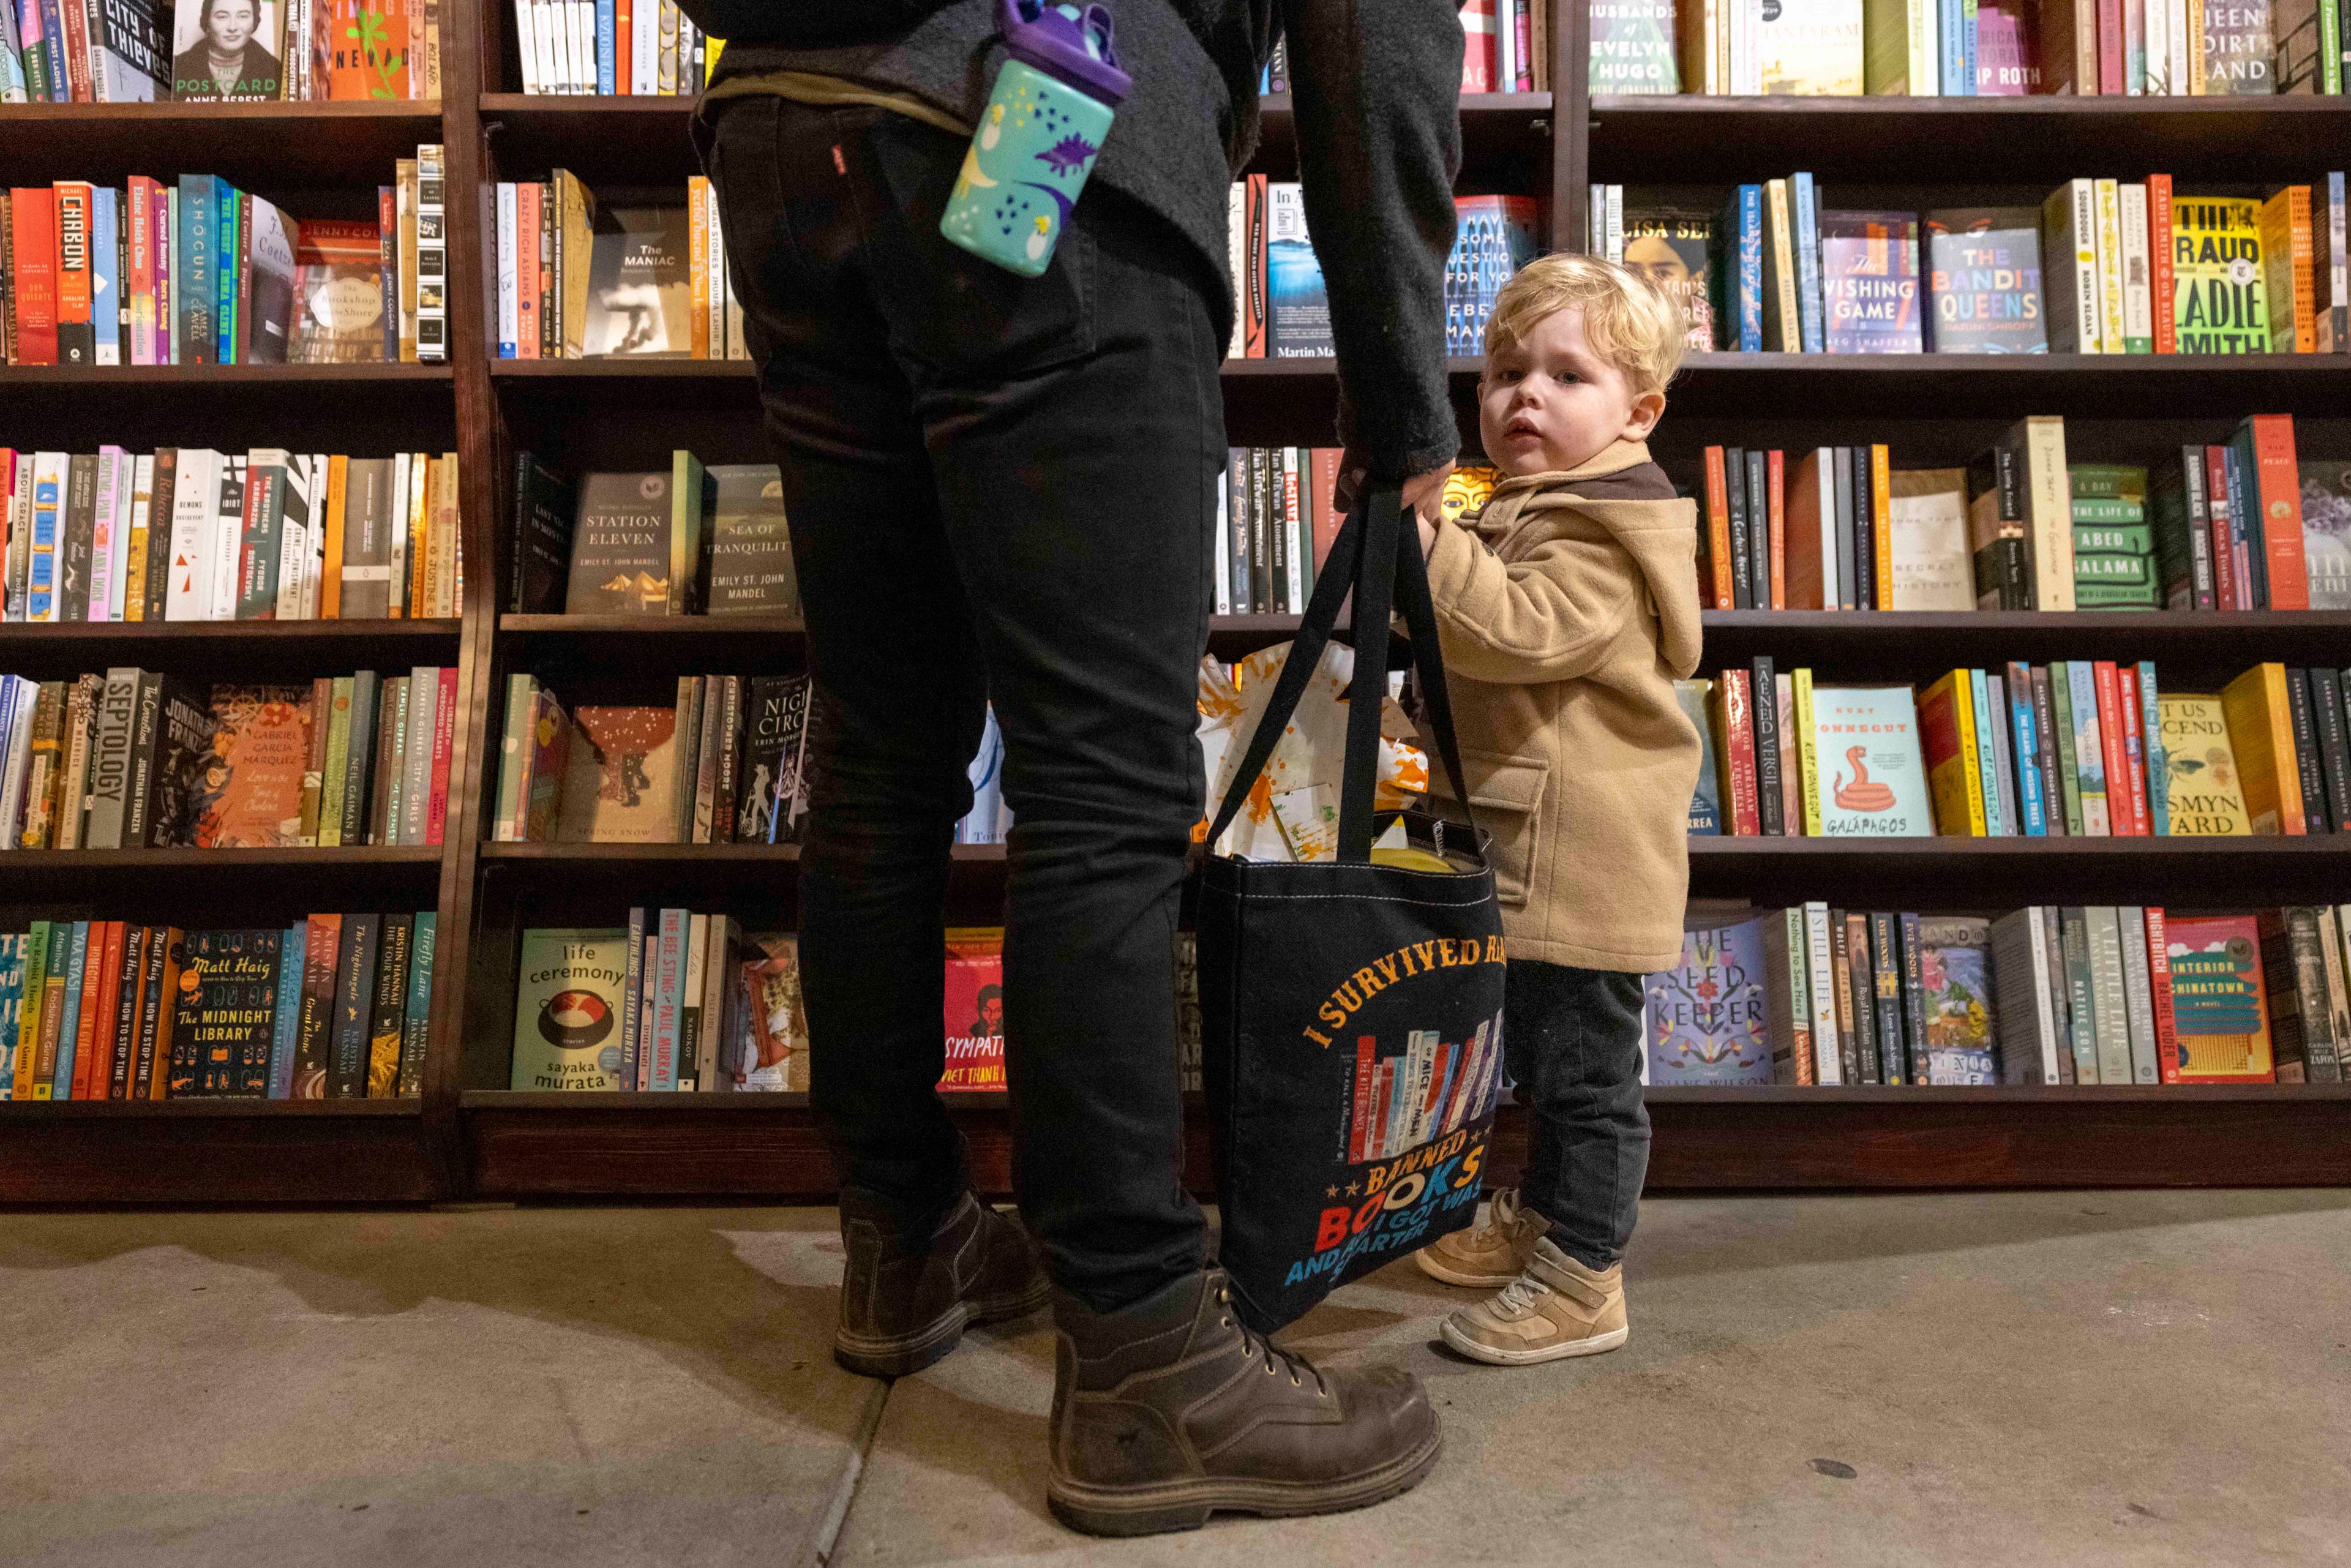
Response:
[555,168,599,359]
[2094,179,2125,354]
[405,449,429,618]
[411,456,437,618]
[1869,444,1892,605]
[687,174,711,361]
[1794,667,1822,835]
[1766,179,1801,351]
[2170,194,2267,354]
[2256,186,2315,354]
[319,454,348,619]
[1758,0,1865,92]
[2220,664,2306,835]
[2158,694,2252,835]
[1917,670,1986,836]
[396,159,418,362]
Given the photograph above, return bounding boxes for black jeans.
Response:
[699,97,1215,1311]
[1502,960,1649,1270]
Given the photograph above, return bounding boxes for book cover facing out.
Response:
[173,928,282,1097]
[1446,196,1540,355]
[509,928,629,1090]
[1821,211,1922,353]
[1676,679,1722,834]
[1643,919,1773,1085]
[1809,685,1933,836]
[2162,914,2275,1081]
[1917,916,1997,1082]
[1589,0,1677,90]
[1924,209,2047,353]
[2300,461,2351,610]
[565,470,673,614]
[197,685,310,847]
[1758,0,1865,93]
[704,463,797,616]
[1623,206,1717,350]
[559,705,678,843]
[583,205,692,358]
[940,927,1006,1091]
[734,932,806,1092]
[2170,197,2268,353]
[2156,693,2252,835]
[1264,184,1331,358]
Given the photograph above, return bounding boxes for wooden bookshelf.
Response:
[6,0,2347,1207]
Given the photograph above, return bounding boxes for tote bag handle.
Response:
[1207,484,1482,862]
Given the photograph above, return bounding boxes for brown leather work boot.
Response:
[1046,1269,1442,1536]
[833,1188,1050,1378]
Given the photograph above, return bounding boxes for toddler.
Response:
[1409,254,1702,1365]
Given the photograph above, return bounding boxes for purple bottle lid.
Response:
[998,0,1133,105]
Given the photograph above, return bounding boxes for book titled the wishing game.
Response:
[940,928,1006,1092]
[1643,919,1773,1084]
[1821,211,1922,353]
[1924,209,2047,353]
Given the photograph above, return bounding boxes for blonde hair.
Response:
[1482,252,1688,398]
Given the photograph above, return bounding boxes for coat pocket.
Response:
[1443,748,1550,910]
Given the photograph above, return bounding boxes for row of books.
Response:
[2,151,448,366]
[494,669,809,846]
[1686,415,2347,613]
[1600,173,2350,356]
[508,0,713,96]
[0,913,435,1101]
[1684,658,2349,840]
[1592,0,2342,95]
[0,668,458,851]
[510,920,1008,1093]
[1220,447,1341,617]
[1646,902,2345,1087]
[1,447,459,623]
[488,171,743,360]
[509,451,792,617]
[1228,179,1539,360]
[2,0,434,103]
[1458,0,1553,92]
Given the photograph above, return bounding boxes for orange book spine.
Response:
[2249,415,2308,610]
[2287,185,2316,353]
[615,0,634,94]
[1870,445,1892,610]
[1703,445,1733,609]
[1766,448,1787,609]
[2148,174,2177,353]
[1719,669,1760,835]
[688,176,711,360]
[319,456,347,619]
[2091,662,2141,838]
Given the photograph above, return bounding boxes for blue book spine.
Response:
[28,462,59,621]
[1941,0,1973,94]
[2227,435,2267,607]
[268,921,306,1098]
[399,913,435,1098]
[215,182,238,364]
[92,186,120,365]
[51,921,89,1100]
[2138,661,2169,835]
[596,0,616,93]
[1968,669,2003,835]
[1738,185,1763,353]
[2010,674,2048,836]
[37,0,67,101]
[178,174,216,364]
[1792,173,1825,353]
[0,933,26,1100]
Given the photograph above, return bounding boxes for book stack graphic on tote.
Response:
[1341,1008,1505,1164]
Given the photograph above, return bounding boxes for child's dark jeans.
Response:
[1502,959,1650,1270]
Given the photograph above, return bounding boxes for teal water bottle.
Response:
[940,1,1132,278]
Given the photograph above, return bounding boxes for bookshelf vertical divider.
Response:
[6,0,2347,1204]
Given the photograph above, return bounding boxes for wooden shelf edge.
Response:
[1686,835,2351,857]
[0,1098,422,1118]
[0,364,455,384]
[1675,351,2350,375]
[0,846,444,868]
[500,612,804,634]
[0,100,443,122]
[476,841,1007,863]
[477,91,1556,117]
[0,618,462,641]
[1592,92,2351,118]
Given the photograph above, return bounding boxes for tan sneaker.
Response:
[1439,1239,1629,1366]
[1414,1187,1547,1288]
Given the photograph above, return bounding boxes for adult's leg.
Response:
[834,115,1217,1311]
[703,97,986,1239]
[1502,959,1651,1269]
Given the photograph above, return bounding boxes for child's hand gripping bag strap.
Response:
[1194,486,1509,1334]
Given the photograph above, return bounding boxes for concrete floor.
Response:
[1,1191,2345,1567]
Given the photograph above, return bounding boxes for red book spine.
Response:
[2248,415,2308,611]
[2113,664,2152,835]
[1460,0,1494,90]
[1349,1034,1374,1163]
[51,182,92,366]
[1703,445,1733,609]
[2090,662,2137,837]
[1368,1060,1393,1161]
[2148,174,2176,354]
[2205,445,2238,610]
[10,189,59,364]
[1420,1040,1453,1130]
[426,666,456,845]
[2144,908,2181,1082]
[1723,668,1760,836]
[2096,0,2124,91]
[236,463,271,618]
[1766,448,1787,609]
[58,0,91,100]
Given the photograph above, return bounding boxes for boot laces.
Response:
[1493,1270,1553,1317]
[1215,1283,1327,1396]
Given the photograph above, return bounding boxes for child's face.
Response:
[1478,306,1665,478]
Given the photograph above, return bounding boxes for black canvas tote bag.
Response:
[1195,484,1509,1334]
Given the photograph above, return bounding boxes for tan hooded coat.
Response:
[1418,440,1704,973]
